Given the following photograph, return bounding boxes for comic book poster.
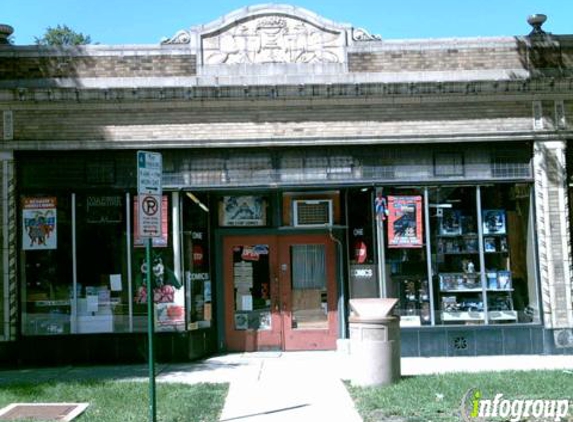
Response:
[220,196,266,226]
[387,196,423,248]
[482,209,506,235]
[22,197,57,250]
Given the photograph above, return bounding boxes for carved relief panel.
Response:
[201,15,345,65]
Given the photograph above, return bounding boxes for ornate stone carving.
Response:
[161,30,191,45]
[202,15,345,65]
[352,27,381,41]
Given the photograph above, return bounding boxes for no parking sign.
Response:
[137,151,162,238]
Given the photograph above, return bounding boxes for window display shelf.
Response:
[440,288,514,293]
[396,275,431,327]
[76,314,113,333]
[488,310,518,321]
[442,311,485,322]
[32,300,71,307]
[439,252,479,255]
[440,288,482,293]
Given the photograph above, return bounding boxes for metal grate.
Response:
[434,152,465,177]
[491,149,532,178]
[0,403,89,421]
[453,336,469,350]
[226,153,274,185]
[17,143,533,191]
[327,155,355,180]
[293,200,332,226]
[188,156,226,186]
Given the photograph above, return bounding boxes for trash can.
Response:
[348,298,401,387]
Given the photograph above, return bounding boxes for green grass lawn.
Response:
[0,380,228,422]
[347,370,573,422]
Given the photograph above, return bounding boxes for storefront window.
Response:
[383,189,431,326]
[431,187,482,325]
[75,194,128,333]
[480,184,538,323]
[20,191,198,336]
[21,194,72,335]
[372,183,538,327]
[429,184,539,325]
[182,192,212,330]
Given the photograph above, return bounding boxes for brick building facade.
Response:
[0,5,572,363]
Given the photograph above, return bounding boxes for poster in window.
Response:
[220,196,266,226]
[387,196,423,248]
[133,250,185,332]
[134,195,169,247]
[22,197,57,250]
[439,209,462,236]
[482,210,506,235]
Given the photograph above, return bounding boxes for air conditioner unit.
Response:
[293,199,333,227]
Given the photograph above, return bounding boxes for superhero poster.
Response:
[387,196,423,248]
[22,197,57,250]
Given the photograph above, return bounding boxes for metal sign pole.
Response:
[146,236,156,422]
[137,150,162,422]
[375,188,387,298]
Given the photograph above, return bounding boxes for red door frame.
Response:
[223,234,338,351]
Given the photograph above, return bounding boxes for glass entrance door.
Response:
[280,235,338,350]
[224,236,282,351]
[223,234,337,351]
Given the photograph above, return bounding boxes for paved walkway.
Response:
[1,352,573,421]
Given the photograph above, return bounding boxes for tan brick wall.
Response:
[1,55,197,79]
[349,46,526,73]
[9,99,533,145]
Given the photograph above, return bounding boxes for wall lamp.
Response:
[186,192,209,213]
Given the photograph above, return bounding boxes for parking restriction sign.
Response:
[137,151,162,238]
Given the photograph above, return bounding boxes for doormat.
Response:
[0,403,89,421]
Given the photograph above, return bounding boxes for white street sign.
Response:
[137,151,162,238]
[138,194,162,238]
[137,151,162,195]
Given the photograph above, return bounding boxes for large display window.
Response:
[20,191,208,336]
[383,188,431,326]
[21,194,73,335]
[75,194,128,333]
[375,183,539,327]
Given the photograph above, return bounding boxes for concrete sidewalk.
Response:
[1,352,573,421]
[216,352,362,422]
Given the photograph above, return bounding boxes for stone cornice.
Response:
[1,78,572,104]
[3,131,570,152]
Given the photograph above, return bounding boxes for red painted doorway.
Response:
[223,234,338,351]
